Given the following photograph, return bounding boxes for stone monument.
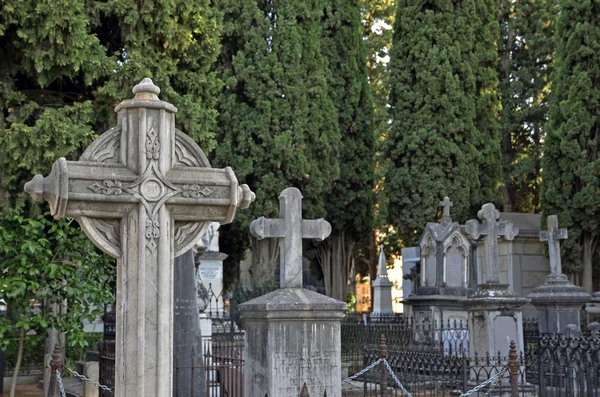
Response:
[173,250,205,396]
[528,215,591,333]
[464,203,529,360]
[240,187,346,396]
[408,197,474,324]
[24,78,255,397]
[371,245,394,318]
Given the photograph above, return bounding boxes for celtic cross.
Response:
[24,79,255,397]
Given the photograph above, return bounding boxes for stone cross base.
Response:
[528,273,591,334]
[240,288,346,397]
[466,287,530,366]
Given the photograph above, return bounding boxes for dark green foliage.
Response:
[213,0,341,275]
[499,0,556,212]
[0,213,115,348]
[541,0,600,292]
[384,0,501,247]
[0,0,221,208]
[314,0,374,299]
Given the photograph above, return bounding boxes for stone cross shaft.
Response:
[440,196,453,223]
[540,215,568,275]
[464,203,518,284]
[24,79,255,397]
[249,187,331,288]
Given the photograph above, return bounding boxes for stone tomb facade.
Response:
[407,197,474,324]
[24,79,255,397]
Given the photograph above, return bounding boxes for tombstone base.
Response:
[240,288,346,397]
[528,273,590,333]
[466,284,530,363]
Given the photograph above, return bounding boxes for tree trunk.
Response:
[582,233,594,293]
[250,236,280,284]
[316,229,355,302]
[10,328,25,397]
[500,0,515,213]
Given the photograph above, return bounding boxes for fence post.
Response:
[508,340,519,397]
[379,334,387,397]
[46,343,62,397]
[0,347,4,397]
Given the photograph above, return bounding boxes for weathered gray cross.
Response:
[440,196,453,223]
[540,215,568,275]
[464,203,519,284]
[249,187,331,288]
[24,79,255,397]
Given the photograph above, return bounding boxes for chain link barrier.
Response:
[54,364,113,397]
[56,370,67,397]
[341,358,384,385]
[383,359,412,396]
[342,359,510,397]
[459,366,508,397]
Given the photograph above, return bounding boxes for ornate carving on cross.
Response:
[540,215,568,277]
[24,78,255,397]
[440,196,453,223]
[249,187,331,289]
[464,203,518,284]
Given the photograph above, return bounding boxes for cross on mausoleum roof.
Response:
[440,196,453,223]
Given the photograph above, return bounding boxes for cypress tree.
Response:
[0,0,221,208]
[213,0,340,283]
[315,0,375,300]
[541,0,600,292]
[385,0,500,246]
[499,0,556,212]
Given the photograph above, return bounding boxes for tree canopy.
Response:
[541,0,600,292]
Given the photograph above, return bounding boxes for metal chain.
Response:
[56,370,67,397]
[383,359,413,397]
[459,366,508,397]
[63,365,113,392]
[341,358,384,385]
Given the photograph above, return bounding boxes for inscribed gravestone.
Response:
[24,78,255,397]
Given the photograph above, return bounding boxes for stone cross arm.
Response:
[249,187,331,288]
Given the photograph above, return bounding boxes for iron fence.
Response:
[342,315,469,377]
[98,340,115,397]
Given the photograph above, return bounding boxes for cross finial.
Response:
[540,215,568,276]
[250,187,331,288]
[439,196,453,223]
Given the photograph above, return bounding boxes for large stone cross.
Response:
[540,215,568,275]
[440,196,453,223]
[249,187,331,288]
[24,79,255,397]
[464,203,518,284]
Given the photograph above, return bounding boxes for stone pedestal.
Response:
[240,288,346,397]
[198,251,228,313]
[529,273,590,333]
[372,245,394,317]
[466,285,529,360]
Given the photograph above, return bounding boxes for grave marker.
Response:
[241,188,346,397]
[24,78,255,397]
